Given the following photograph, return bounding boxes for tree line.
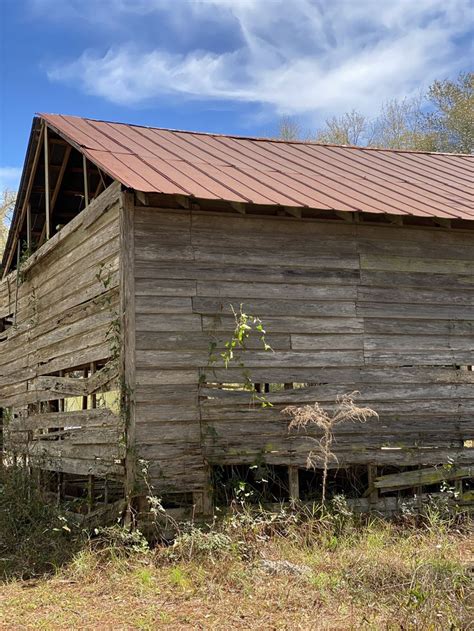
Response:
[279,72,473,153]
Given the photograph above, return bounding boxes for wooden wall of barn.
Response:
[0,183,123,479]
[133,205,473,495]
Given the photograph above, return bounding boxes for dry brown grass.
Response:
[0,509,471,630]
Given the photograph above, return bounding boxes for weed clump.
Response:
[0,464,84,579]
[167,525,236,563]
[92,525,149,555]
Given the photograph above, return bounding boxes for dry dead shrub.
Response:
[283,391,378,504]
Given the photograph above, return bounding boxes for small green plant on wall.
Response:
[202,303,274,408]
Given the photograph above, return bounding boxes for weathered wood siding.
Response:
[0,183,124,477]
[134,207,473,493]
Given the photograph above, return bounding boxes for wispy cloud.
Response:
[45,0,472,121]
[0,167,22,191]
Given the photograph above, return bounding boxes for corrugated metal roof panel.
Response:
[40,113,474,221]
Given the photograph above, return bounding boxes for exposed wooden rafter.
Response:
[50,144,72,216]
[230,201,246,214]
[26,204,31,250]
[388,215,404,226]
[433,217,452,229]
[135,191,148,206]
[334,210,353,222]
[83,155,89,208]
[2,121,45,277]
[92,176,105,199]
[284,206,302,218]
[175,194,201,210]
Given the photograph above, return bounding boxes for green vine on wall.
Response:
[95,261,128,430]
[202,303,274,408]
[96,262,120,362]
[16,243,33,286]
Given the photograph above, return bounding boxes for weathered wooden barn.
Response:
[1,114,473,516]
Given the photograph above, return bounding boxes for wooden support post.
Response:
[193,465,213,515]
[56,368,65,505]
[87,475,94,514]
[193,492,204,515]
[44,125,51,240]
[120,191,137,517]
[367,465,378,508]
[285,383,295,505]
[58,370,64,413]
[82,369,88,410]
[104,476,108,506]
[80,365,94,512]
[13,242,21,326]
[416,487,422,510]
[193,489,213,516]
[57,472,63,506]
[455,479,463,500]
[202,486,213,515]
[83,155,89,208]
[90,362,96,409]
[415,465,423,510]
[288,466,299,503]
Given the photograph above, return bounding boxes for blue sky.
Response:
[1,0,472,191]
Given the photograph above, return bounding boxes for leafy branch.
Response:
[204,303,274,408]
[221,304,272,367]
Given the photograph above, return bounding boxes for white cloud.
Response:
[0,167,22,192]
[46,0,472,120]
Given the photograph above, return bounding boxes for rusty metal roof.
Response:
[41,113,474,221]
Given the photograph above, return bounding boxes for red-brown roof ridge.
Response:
[38,112,473,156]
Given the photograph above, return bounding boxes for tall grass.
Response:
[0,465,471,629]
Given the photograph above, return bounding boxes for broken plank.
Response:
[375,465,473,492]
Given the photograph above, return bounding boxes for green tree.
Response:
[369,96,437,151]
[314,109,368,146]
[280,72,473,153]
[424,72,473,153]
